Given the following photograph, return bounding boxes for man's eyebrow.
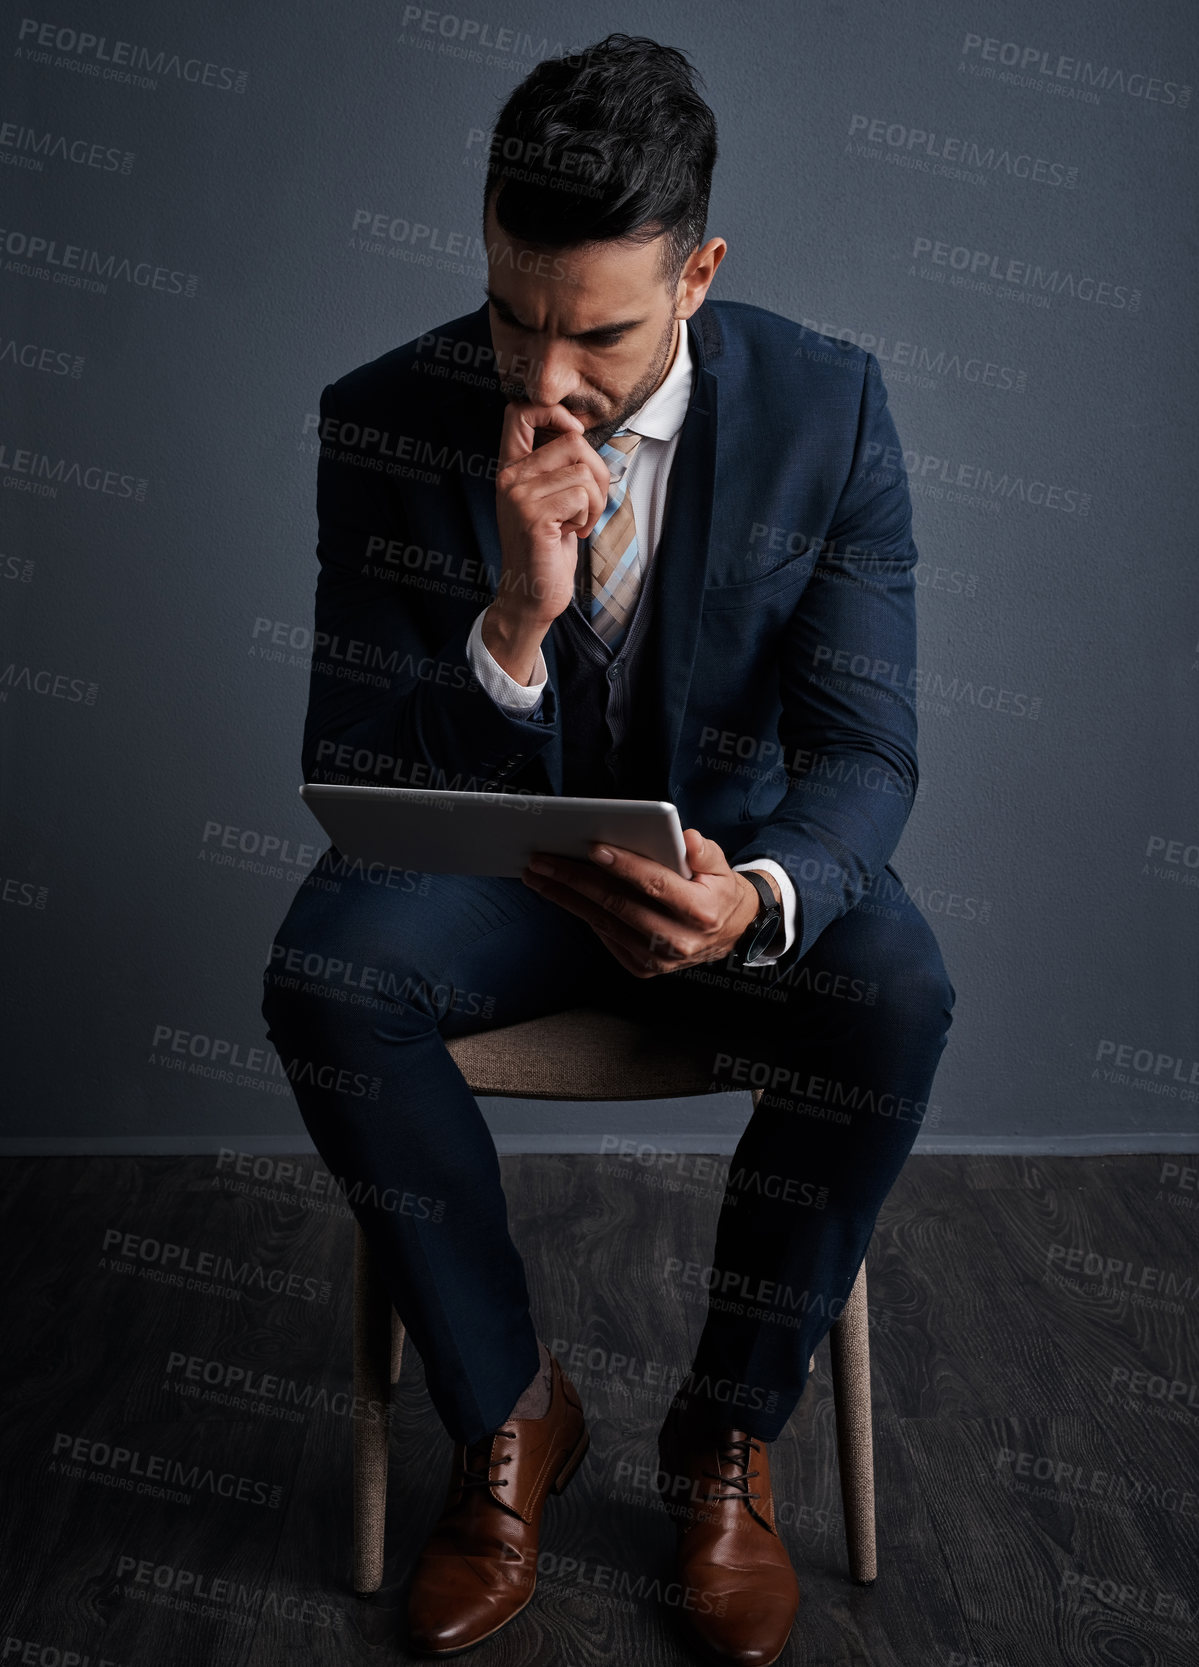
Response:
[483,287,645,338]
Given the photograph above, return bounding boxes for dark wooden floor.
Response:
[1,1152,1196,1665]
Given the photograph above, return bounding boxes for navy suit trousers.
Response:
[260,846,955,1446]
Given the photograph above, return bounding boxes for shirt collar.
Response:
[624,316,694,443]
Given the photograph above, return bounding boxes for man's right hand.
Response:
[484,402,611,686]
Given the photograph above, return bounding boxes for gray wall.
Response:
[2,0,1196,1154]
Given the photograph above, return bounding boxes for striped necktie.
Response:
[582,428,643,652]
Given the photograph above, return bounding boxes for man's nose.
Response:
[521,341,579,406]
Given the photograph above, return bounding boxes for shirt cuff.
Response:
[731,859,797,965]
[467,606,549,715]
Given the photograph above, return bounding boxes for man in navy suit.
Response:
[263,31,954,1665]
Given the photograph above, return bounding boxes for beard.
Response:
[498,312,679,451]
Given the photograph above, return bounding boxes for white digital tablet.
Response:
[298,784,693,880]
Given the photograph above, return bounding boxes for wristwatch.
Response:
[727,870,783,970]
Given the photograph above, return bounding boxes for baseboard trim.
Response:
[0,1132,1195,1157]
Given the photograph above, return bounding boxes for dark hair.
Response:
[482,33,717,287]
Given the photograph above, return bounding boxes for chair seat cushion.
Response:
[445,1006,718,1100]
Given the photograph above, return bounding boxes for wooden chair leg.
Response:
[390,1309,406,1386]
[353,1224,395,1594]
[828,1259,877,1584]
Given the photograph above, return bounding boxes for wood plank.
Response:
[1,1152,1194,1665]
[894,1412,1199,1667]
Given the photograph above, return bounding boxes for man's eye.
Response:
[589,333,626,348]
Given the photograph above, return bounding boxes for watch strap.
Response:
[729,869,782,967]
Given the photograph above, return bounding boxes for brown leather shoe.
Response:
[406,1355,588,1655]
[656,1402,800,1665]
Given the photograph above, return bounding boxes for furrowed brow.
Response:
[484,287,644,339]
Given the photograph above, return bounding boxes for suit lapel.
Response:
[637,327,718,804]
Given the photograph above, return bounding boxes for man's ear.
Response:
[676,237,727,318]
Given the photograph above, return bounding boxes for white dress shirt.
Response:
[466,318,798,967]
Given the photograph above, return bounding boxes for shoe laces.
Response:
[459,1430,515,1491]
[699,1433,762,1504]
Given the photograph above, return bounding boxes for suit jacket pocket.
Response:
[700,551,816,612]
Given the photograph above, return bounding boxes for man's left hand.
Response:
[520,826,777,978]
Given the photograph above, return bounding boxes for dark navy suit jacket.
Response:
[301,297,921,991]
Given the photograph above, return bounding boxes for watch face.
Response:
[749,914,781,957]
[732,895,780,966]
